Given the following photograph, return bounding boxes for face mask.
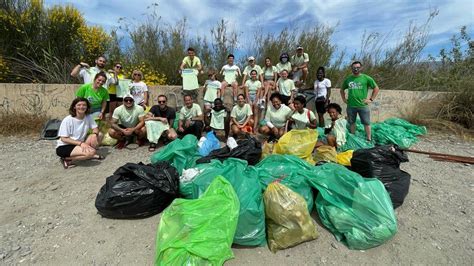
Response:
[281,58,288,63]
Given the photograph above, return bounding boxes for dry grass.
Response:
[0,113,49,137]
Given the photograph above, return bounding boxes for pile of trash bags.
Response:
[94,118,424,264]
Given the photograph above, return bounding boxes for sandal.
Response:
[93,154,105,160]
[148,143,157,152]
[59,158,75,169]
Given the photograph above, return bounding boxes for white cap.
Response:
[247,56,255,61]
[296,45,303,50]
[123,93,134,100]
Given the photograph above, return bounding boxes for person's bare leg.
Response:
[350,123,356,134]
[364,124,372,141]
[318,113,325,128]
[327,135,337,147]
[302,67,308,83]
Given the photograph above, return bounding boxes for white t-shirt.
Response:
[79,67,114,88]
[245,79,262,94]
[277,78,296,96]
[265,104,292,128]
[263,66,278,80]
[129,81,148,105]
[242,65,263,81]
[204,80,221,102]
[291,53,310,67]
[56,115,97,147]
[314,78,332,98]
[179,103,203,121]
[221,64,241,84]
[291,108,316,129]
[210,109,227,130]
[112,104,145,128]
[231,103,253,124]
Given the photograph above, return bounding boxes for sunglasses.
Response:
[158,101,166,104]
[124,98,134,103]
[133,73,141,76]
[115,65,122,69]
[352,67,361,70]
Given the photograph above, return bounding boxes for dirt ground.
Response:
[0,132,473,265]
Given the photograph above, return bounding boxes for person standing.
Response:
[106,62,125,119]
[70,55,115,88]
[180,47,202,100]
[241,56,264,96]
[340,61,380,142]
[313,66,331,126]
[75,72,109,121]
[129,70,148,108]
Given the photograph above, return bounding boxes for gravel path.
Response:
[0,133,473,265]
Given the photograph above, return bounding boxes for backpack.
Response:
[40,119,62,140]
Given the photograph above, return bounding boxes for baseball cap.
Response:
[296,45,303,50]
[247,56,255,61]
[123,93,134,101]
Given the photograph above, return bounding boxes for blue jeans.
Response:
[347,106,371,125]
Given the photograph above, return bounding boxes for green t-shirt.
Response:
[291,108,316,129]
[342,74,378,107]
[265,104,292,128]
[277,78,296,96]
[210,109,227,130]
[245,79,262,94]
[112,104,145,128]
[75,83,109,113]
[179,103,203,121]
[231,103,253,124]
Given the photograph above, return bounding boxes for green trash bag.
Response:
[383,118,427,135]
[372,118,427,148]
[338,131,374,152]
[155,176,240,265]
[179,158,266,246]
[307,163,397,250]
[150,134,200,175]
[256,155,316,212]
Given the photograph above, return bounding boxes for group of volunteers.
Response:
[55,46,379,169]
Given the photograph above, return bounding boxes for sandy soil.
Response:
[0,132,473,265]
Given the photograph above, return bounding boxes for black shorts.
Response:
[109,94,123,102]
[56,145,76,158]
[315,97,327,114]
[280,95,291,106]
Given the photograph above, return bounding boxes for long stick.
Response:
[403,148,474,164]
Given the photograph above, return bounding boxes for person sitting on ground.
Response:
[276,52,292,75]
[203,69,221,113]
[231,94,254,138]
[276,69,297,107]
[178,95,204,139]
[262,57,278,106]
[259,93,292,140]
[206,98,228,141]
[219,54,241,101]
[241,56,263,101]
[289,95,317,130]
[108,94,147,149]
[316,103,347,148]
[145,95,178,151]
[313,66,331,126]
[56,97,103,169]
[75,72,109,121]
[70,55,115,88]
[129,70,148,109]
[291,45,309,87]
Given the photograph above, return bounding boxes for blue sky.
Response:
[45,0,473,62]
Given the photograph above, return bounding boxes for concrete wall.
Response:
[0,83,443,121]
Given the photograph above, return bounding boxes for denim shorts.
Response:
[347,106,371,125]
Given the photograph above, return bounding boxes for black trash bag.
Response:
[196,136,262,165]
[350,145,411,209]
[95,161,179,219]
